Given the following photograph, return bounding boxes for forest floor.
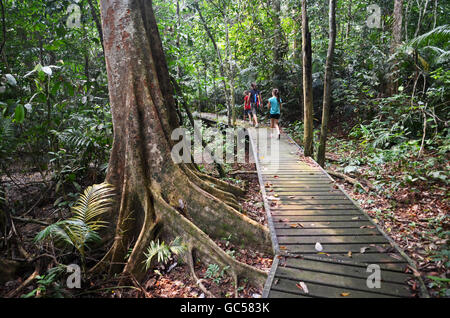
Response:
[0,156,272,298]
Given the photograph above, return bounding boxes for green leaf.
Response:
[14,105,25,123]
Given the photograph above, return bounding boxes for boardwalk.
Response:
[197,113,427,298]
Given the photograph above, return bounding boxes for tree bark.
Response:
[301,0,314,157]
[389,0,403,95]
[317,0,336,167]
[96,0,271,286]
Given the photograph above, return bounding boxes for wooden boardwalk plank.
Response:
[197,113,423,298]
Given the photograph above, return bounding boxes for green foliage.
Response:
[204,263,230,284]
[34,183,115,265]
[143,236,187,270]
[22,265,68,298]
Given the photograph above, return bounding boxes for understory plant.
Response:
[34,183,115,271]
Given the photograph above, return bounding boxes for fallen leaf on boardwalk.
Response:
[352,217,359,220]
[347,251,352,257]
[274,279,279,285]
[280,246,287,250]
[290,223,299,228]
[315,242,323,252]
[360,247,369,254]
[318,252,330,256]
[281,218,289,222]
[297,223,304,228]
[288,196,295,199]
[296,282,309,294]
[273,175,279,178]
[340,292,350,297]
[267,195,280,201]
[274,194,279,197]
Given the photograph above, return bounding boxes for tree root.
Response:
[195,170,246,197]
[155,195,268,289]
[181,164,240,210]
[186,246,216,298]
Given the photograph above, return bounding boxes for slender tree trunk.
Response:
[95,0,270,285]
[404,0,411,41]
[389,0,403,95]
[87,0,104,54]
[0,0,6,57]
[346,0,352,39]
[301,0,314,157]
[415,0,430,38]
[194,3,232,126]
[317,0,336,167]
[317,0,336,166]
[272,0,285,87]
[433,0,438,29]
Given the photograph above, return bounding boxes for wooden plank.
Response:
[278,235,389,244]
[272,215,365,222]
[275,227,380,236]
[267,289,313,298]
[272,199,354,205]
[280,243,392,254]
[274,221,373,229]
[271,210,361,216]
[274,267,411,297]
[282,258,412,284]
[271,278,397,298]
[272,204,357,210]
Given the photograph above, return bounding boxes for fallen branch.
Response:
[12,217,49,226]
[327,170,373,193]
[229,170,257,175]
[5,266,39,298]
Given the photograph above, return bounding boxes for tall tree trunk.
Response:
[301,0,314,157]
[346,0,352,39]
[272,0,285,87]
[95,0,271,286]
[194,3,232,126]
[389,0,403,96]
[414,0,430,38]
[87,0,104,54]
[317,0,336,167]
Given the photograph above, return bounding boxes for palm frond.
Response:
[410,25,450,48]
[34,183,115,260]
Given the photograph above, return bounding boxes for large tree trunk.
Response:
[301,0,314,157]
[96,0,271,288]
[317,0,336,167]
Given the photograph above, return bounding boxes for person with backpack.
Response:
[268,88,282,139]
[243,90,253,125]
[249,83,260,127]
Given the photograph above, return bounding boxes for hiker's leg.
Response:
[274,119,280,135]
